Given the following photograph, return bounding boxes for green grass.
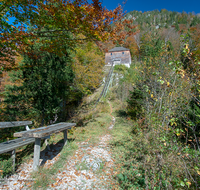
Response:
[110,116,147,190]
[31,101,113,189]
[108,98,200,190]
[0,98,113,188]
[0,139,49,178]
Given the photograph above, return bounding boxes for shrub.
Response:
[0,157,13,178]
[127,87,145,120]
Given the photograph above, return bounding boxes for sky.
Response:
[7,0,200,27]
[102,0,200,15]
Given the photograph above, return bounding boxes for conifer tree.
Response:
[190,16,200,27]
[175,22,180,31]
[3,40,74,124]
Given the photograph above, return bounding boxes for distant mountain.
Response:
[123,10,200,30]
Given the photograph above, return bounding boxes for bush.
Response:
[111,117,200,189]
[127,87,144,120]
[0,157,13,178]
[111,32,200,189]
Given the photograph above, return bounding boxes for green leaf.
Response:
[180,181,185,187]
[117,173,124,181]
[157,79,164,84]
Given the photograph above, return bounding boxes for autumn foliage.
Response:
[0,0,125,70]
[73,41,104,94]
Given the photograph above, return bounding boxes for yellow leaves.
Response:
[73,41,104,94]
[167,82,170,87]
[186,181,191,187]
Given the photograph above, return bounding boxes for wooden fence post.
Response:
[11,149,16,172]
[33,138,41,171]
[63,130,68,145]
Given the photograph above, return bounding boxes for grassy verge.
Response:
[31,140,78,189]
[31,100,112,189]
[0,97,112,188]
[109,99,200,190]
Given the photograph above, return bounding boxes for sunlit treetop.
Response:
[0,0,133,70]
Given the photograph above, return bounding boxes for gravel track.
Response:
[0,102,116,190]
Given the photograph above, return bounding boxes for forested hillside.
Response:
[105,9,200,189]
[124,10,200,29]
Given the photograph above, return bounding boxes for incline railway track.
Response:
[93,62,114,109]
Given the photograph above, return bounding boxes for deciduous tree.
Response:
[1,0,123,70]
[73,40,104,94]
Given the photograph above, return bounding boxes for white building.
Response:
[105,47,131,68]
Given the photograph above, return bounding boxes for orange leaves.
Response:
[31,0,123,42]
[125,35,139,58]
[107,17,138,46]
[1,0,125,72]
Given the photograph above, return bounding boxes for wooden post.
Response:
[11,149,16,172]
[33,138,41,171]
[63,130,67,145]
